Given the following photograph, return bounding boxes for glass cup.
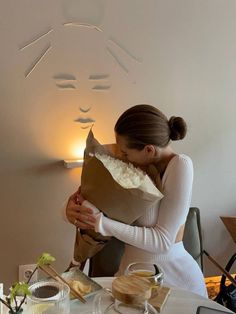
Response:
[93,288,158,314]
[125,262,164,297]
[26,281,70,314]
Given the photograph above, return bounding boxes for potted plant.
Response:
[0,282,30,313]
[0,253,55,313]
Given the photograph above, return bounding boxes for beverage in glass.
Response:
[26,281,70,314]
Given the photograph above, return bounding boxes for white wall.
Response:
[1,0,236,289]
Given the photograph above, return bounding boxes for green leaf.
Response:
[37,253,56,267]
[9,282,31,302]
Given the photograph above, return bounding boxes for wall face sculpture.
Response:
[16,0,142,132]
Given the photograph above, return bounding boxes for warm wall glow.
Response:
[64,123,115,161]
[72,145,85,159]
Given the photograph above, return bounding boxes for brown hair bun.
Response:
[168,116,187,141]
[115,104,187,148]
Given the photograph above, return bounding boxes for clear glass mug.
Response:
[93,280,158,314]
[26,281,70,314]
[125,262,164,296]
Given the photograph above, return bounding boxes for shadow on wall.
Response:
[21,160,66,176]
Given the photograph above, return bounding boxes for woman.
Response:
[66,104,207,297]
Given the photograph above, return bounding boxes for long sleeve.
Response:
[95,155,193,254]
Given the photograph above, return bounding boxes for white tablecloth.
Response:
[1,277,234,314]
[71,277,234,314]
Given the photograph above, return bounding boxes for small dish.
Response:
[61,267,103,301]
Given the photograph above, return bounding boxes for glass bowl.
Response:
[26,281,70,314]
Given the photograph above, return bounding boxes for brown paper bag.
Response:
[73,130,163,264]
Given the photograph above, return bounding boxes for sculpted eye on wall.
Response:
[56,83,76,89]
[53,74,77,89]
[53,74,77,90]
[89,73,111,91]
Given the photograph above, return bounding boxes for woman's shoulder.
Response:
[166,154,193,175]
[162,154,193,185]
[172,154,193,166]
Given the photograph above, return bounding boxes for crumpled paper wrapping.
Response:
[73,130,163,265]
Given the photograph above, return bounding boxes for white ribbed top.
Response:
[95,154,194,271]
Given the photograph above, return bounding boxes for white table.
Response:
[69,277,233,314]
[1,277,234,313]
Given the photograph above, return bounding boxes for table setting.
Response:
[1,260,234,314]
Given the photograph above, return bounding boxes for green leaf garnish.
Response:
[37,253,56,267]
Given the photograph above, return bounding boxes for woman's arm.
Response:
[95,155,193,253]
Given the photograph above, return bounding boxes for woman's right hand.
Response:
[65,190,95,229]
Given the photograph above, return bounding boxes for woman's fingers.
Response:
[66,189,97,228]
[66,203,79,219]
[66,210,79,225]
[75,221,94,229]
[66,197,80,223]
[79,204,93,215]
[78,211,96,224]
[74,216,95,229]
[68,213,93,228]
[67,202,96,228]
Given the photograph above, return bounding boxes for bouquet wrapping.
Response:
[73,130,163,264]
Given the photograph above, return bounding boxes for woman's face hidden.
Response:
[116,134,156,166]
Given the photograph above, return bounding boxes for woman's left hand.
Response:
[66,191,96,229]
[75,202,97,229]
